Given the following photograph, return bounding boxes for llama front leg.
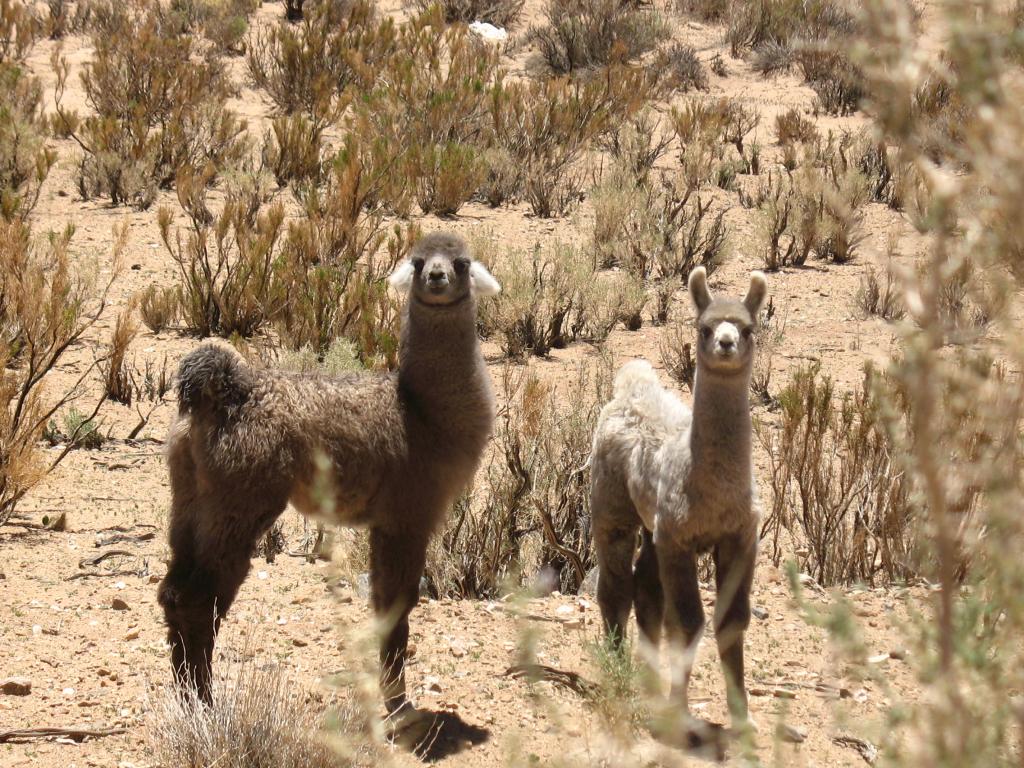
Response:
[713,533,756,728]
[369,527,427,715]
[658,545,704,717]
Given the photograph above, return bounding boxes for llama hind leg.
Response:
[595,521,638,647]
[158,440,287,702]
[658,544,704,716]
[369,527,428,716]
[712,533,756,728]
[633,528,664,649]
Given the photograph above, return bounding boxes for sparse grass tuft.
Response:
[412,0,525,28]
[139,285,179,333]
[148,654,362,768]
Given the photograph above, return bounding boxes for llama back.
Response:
[592,359,691,529]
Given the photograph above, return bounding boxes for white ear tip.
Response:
[470,261,501,297]
[387,261,415,291]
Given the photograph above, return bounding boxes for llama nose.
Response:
[428,268,447,283]
[719,338,735,352]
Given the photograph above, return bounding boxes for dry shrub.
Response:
[361,12,499,216]
[272,139,417,367]
[530,0,669,74]
[0,0,37,62]
[481,242,604,358]
[591,166,727,296]
[661,42,708,93]
[756,364,915,586]
[160,167,285,338]
[775,107,819,146]
[729,0,864,115]
[262,113,326,189]
[755,154,868,269]
[478,146,520,207]
[427,357,612,597]
[247,0,393,127]
[0,62,55,221]
[171,0,259,54]
[148,653,364,768]
[492,64,657,217]
[598,109,672,187]
[412,0,525,27]
[139,284,179,333]
[856,263,905,321]
[53,1,247,209]
[0,220,122,525]
[659,321,694,390]
[102,302,140,404]
[676,0,728,22]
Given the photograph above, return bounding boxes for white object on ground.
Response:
[469,21,508,42]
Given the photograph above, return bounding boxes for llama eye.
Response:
[412,257,425,272]
[742,327,753,339]
[700,327,712,339]
[453,258,469,275]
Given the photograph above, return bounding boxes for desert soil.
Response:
[2,0,936,765]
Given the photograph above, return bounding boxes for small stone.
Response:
[111,597,130,611]
[1,677,31,696]
[889,648,908,661]
[32,624,42,636]
[563,618,584,630]
[123,628,140,641]
[555,604,574,616]
[148,574,161,584]
[752,606,769,620]
[407,642,417,658]
[425,677,442,693]
[292,637,308,647]
[450,642,466,658]
[63,687,75,696]
[777,724,806,743]
[257,570,269,580]
[867,653,890,664]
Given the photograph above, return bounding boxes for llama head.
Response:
[388,232,501,306]
[688,267,768,374]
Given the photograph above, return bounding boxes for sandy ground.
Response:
[1,0,940,765]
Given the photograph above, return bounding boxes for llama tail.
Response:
[612,359,661,400]
[176,343,254,415]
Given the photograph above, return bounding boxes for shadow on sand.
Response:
[388,706,491,762]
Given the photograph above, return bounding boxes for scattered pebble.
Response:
[752,606,769,620]
[257,571,269,580]
[1,677,32,696]
[123,628,140,641]
[111,597,130,611]
[777,724,806,743]
[450,641,466,658]
[867,653,890,664]
[292,637,308,647]
[889,648,908,660]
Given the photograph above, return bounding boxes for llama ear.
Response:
[688,266,712,313]
[470,261,501,297]
[744,271,768,318]
[387,260,415,293]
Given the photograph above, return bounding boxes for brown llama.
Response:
[157,232,500,718]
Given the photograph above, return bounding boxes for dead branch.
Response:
[0,726,127,743]
[504,664,601,698]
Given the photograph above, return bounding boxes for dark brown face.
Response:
[695,299,757,374]
[410,248,472,305]
[387,232,501,304]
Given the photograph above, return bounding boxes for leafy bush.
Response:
[53,2,247,208]
[530,0,669,74]
[0,220,121,524]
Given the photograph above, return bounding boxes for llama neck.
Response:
[689,364,753,489]
[397,297,491,417]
